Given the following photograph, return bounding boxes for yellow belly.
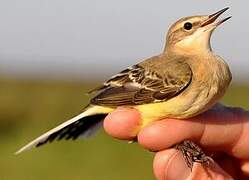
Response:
[135,99,195,128]
[135,83,228,127]
[92,82,226,129]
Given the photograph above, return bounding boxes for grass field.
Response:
[0,78,248,180]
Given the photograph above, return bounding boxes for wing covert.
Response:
[89,56,192,107]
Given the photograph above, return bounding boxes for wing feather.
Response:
[89,56,192,107]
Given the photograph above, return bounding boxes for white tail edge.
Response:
[15,106,113,155]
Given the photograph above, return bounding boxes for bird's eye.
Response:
[184,22,193,30]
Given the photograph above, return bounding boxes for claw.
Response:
[174,140,210,170]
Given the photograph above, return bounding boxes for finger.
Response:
[153,149,233,180]
[138,118,204,151]
[153,149,191,180]
[138,106,249,159]
[190,162,234,180]
[199,107,249,159]
[103,107,141,140]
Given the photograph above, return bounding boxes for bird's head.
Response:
[165,8,231,55]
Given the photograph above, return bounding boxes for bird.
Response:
[16,7,232,168]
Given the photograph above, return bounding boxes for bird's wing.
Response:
[89,57,192,107]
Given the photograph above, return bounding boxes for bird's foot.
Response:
[174,140,211,170]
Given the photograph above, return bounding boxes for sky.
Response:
[0,0,248,82]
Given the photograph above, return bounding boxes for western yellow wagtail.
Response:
[16,8,232,168]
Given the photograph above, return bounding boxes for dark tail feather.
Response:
[37,114,107,147]
[15,107,109,155]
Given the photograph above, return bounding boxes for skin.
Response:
[103,104,249,180]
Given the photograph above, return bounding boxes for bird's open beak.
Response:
[201,7,231,28]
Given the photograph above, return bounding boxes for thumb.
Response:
[153,149,234,180]
[103,107,141,140]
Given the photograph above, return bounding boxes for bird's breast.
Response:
[175,55,231,117]
[137,55,232,127]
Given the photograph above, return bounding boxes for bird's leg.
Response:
[174,140,210,170]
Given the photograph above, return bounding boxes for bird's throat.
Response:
[165,31,213,56]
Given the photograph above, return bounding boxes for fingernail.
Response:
[153,149,179,180]
[165,151,191,180]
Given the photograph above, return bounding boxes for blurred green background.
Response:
[0,77,248,180]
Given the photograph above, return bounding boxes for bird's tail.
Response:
[15,105,113,155]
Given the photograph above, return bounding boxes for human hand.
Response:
[103,105,249,179]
